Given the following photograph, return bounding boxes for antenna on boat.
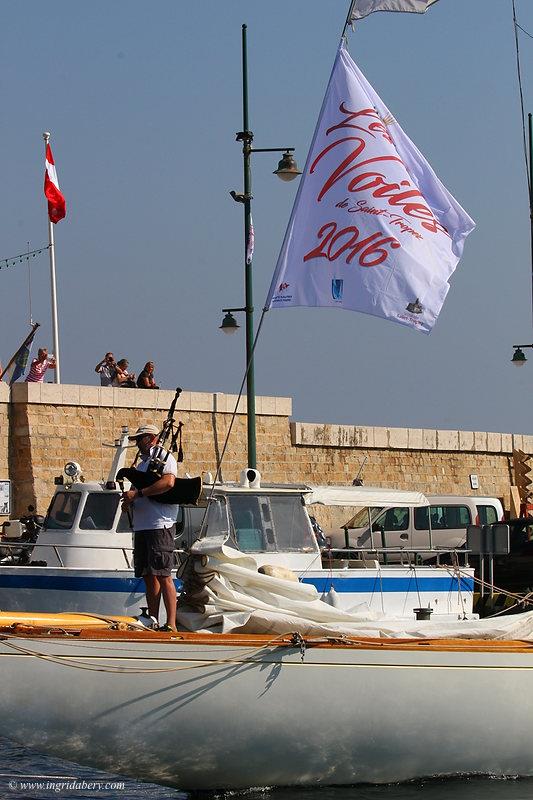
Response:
[352,456,367,486]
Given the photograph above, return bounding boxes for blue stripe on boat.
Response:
[0,575,182,592]
[301,576,474,593]
[0,573,473,594]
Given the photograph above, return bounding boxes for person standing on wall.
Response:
[121,424,178,631]
[137,361,159,389]
[94,353,116,386]
[26,348,56,382]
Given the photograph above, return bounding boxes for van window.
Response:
[477,505,498,525]
[414,505,471,530]
[374,507,409,531]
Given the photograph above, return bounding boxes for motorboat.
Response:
[0,429,475,620]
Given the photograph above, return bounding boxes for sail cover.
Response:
[177,536,533,641]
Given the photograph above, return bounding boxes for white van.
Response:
[333,495,505,559]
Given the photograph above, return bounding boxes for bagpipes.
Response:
[116,387,202,505]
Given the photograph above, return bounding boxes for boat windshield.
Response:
[79,493,121,531]
[228,493,317,553]
[200,498,231,540]
[45,492,81,530]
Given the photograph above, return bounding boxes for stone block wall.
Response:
[2,383,531,528]
[6,383,292,517]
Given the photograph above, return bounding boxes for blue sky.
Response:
[2,0,533,434]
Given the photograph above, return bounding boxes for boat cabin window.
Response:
[117,510,133,533]
[176,505,206,545]
[228,494,316,553]
[45,492,81,530]
[200,497,230,540]
[414,505,471,530]
[79,493,121,531]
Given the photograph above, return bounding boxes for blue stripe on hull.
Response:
[0,575,182,593]
[301,576,474,593]
[0,573,474,594]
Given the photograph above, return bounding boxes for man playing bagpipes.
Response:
[119,389,202,630]
[121,424,180,632]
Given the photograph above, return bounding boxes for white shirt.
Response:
[132,447,179,531]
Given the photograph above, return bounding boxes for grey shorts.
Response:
[133,526,176,578]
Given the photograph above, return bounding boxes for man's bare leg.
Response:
[144,574,162,620]
[160,575,177,629]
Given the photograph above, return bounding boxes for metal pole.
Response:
[43,132,61,384]
[241,24,256,469]
[528,113,533,327]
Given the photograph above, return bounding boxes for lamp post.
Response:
[220,24,301,470]
[511,114,533,366]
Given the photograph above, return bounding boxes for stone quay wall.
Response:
[0,382,531,530]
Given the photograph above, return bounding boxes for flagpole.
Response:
[342,1,357,38]
[43,131,61,384]
[529,113,533,327]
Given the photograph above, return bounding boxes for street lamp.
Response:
[219,311,240,333]
[512,345,533,366]
[221,24,301,470]
[511,113,533,368]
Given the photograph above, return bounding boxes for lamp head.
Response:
[512,347,527,367]
[64,461,82,480]
[273,151,302,182]
[219,311,240,334]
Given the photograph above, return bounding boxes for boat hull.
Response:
[0,568,148,616]
[0,631,530,789]
[0,565,474,618]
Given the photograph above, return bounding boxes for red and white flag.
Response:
[44,144,66,224]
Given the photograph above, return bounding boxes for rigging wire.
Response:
[0,244,50,271]
[208,307,268,497]
[512,0,530,195]
[26,241,33,326]
[516,21,533,40]
[512,0,533,326]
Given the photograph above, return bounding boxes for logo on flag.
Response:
[44,143,66,224]
[406,298,423,314]
[265,45,474,333]
[332,279,344,301]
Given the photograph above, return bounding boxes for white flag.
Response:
[350,0,439,20]
[265,45,474,334]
